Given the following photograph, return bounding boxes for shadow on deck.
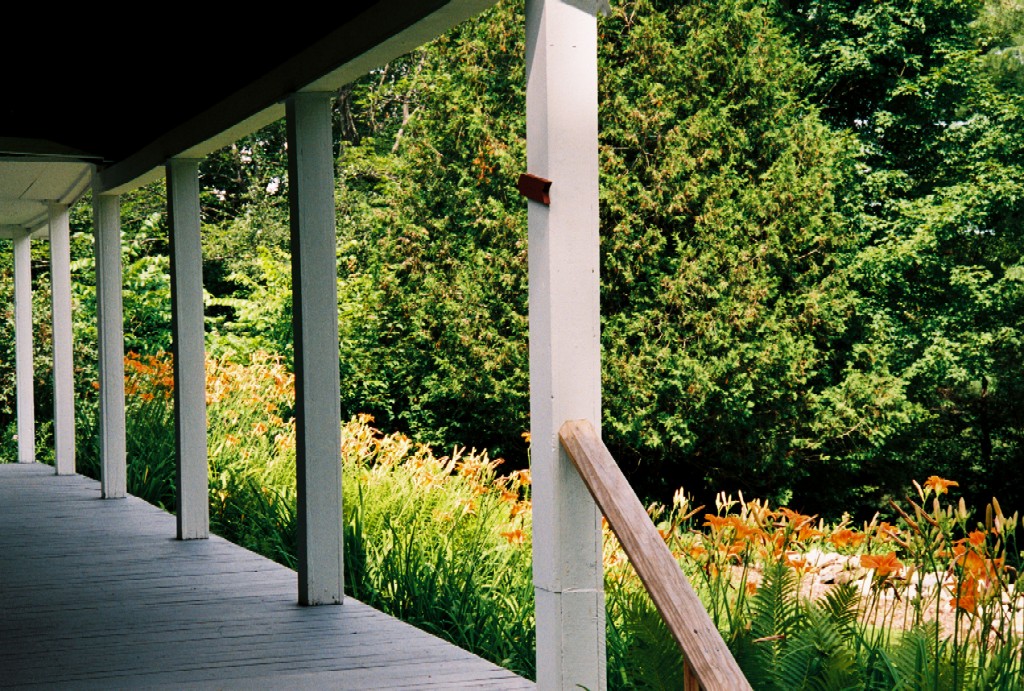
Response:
[0,463,533,689]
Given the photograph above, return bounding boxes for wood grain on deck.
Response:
[0,463,533,689]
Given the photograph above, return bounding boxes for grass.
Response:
[73,351,1024,689]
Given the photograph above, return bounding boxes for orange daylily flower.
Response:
[785,553,809,574]
[764,532,788,560]
[951,593,977,613]
[688,543,708,560]
[778,507,815,528]
[510,500,531,518]
[950,577,978,613]
[874,522,903,543]
[923,476,959,495]
[731,520,766,542]
[501,529,526,545]
[860,552,903,578]
[961,550,988,579]
[952,541,1003,583]
[704,514,733,532]
[727,539,750,559]
[830,528,865,549]
[796,525,823,543]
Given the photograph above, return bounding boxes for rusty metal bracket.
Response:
[517,173,552,205]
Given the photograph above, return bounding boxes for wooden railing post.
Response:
[560,419,752,691]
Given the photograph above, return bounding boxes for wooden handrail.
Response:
[559,419,752,691]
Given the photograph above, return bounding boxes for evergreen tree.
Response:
[782,0,1024,510]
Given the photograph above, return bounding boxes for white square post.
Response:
[526,0,606,688]
[13,231,35,464]
[48,203,75,475]
[167,159,210,539]
[287,92,344,605]
[93,190,127,499]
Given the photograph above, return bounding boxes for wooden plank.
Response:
[68,659,534,690]
[559,419,752,691]
[3,635,469,677]
[0,464,532,689]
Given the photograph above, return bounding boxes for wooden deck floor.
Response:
[0,463,533,689]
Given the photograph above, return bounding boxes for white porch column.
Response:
[287,92,343,605]
[167,159,209,539]
[93,191,126,499]
[526,1,606,689]
[13,232,35,464]
[49,203,75,475]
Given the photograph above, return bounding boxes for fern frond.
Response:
[779,606,859,691]
[750,561,802,641]
[821,582,861,637]
[888,624,944,690]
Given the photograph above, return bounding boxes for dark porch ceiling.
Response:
[1,4,386,161]
[0,0,492,199]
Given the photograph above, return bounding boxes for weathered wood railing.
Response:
[559,419,752,691]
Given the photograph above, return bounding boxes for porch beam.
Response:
[13,232,34,464]
[287,92,343,605]
[526,0,606,688]
[93,190,126,498]
[167,159,209,539]
[48,203,75,475]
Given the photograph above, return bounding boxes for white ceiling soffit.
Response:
[96,0,497,196]
[0,161,94,234]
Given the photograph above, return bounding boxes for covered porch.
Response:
[1,1,745,689]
